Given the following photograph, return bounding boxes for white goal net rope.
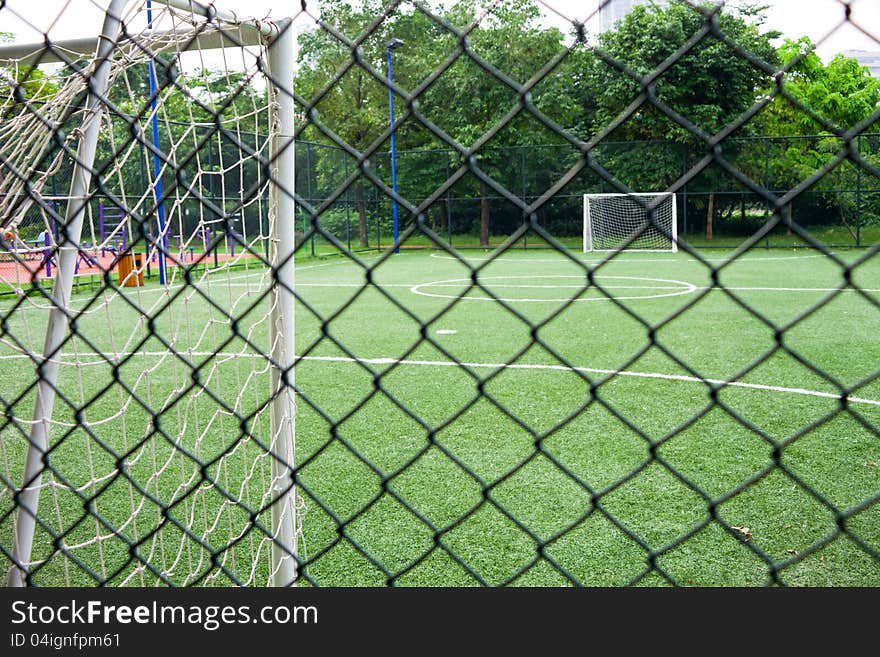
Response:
[0,1,301,586]
[584,193,678,252]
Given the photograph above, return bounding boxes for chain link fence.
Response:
[297,134,880,252]
[0,0,878,586]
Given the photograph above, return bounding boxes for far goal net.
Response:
[583,193,678,253]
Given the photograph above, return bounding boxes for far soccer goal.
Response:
[583,192,678,253]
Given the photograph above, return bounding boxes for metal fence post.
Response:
[446,151,453,247]
[681,142,688,242]
[764,136,771,249]
[857,133,862,247]
[521,146,528,250]
[345,155,352,252]
[306,141,315,257]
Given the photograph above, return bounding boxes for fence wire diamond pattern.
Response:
[0,0,878,587]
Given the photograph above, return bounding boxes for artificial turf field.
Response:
[1,247,879,586]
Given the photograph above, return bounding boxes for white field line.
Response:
[410,275,698,303]
[193,282,880,293]
[6,251,874,304]
[0,349,877,408]
[294,283,691,289]
[301,355,880,407]
[4,278,877,316]
[714,286,880,292]
[0,256,384,309]
[428,252,835,264]
[4,277,876,319]
[296,254,385,271]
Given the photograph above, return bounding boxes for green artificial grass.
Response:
[0,246,878,586]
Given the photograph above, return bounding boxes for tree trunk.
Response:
[705,192,714,241]
[479,179,490,247]
[839,204,858,242]
[356,182,368,248]
[786,203,793,236]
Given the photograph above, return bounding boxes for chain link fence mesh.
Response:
[0,0,878,586]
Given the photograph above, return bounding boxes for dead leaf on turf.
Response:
[732,526,752,541]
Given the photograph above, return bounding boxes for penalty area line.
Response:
[0,350,875,408]
[303,355,880,407]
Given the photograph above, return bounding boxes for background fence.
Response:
[296,134,880,252]
[9,130,879,269]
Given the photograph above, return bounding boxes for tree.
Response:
[759,37,880,135]
[749,37,880,237]
[296,0,579,247]
[585,0,779,238]
[592,1,777,139]
[296,1,458,247]
[0,32,59,104]
[417,0,576,245]
[1,32,62,234]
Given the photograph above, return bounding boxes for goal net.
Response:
[0,0,298,586]
[583,192,678,253]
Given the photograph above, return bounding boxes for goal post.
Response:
[0,0,298,587]
[584,192,679,253]
[2,0,130,590]
[265,14,299,589]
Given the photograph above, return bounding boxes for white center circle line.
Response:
[410,275,698,303]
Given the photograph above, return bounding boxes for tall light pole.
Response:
[386,38,404,254]
[147,0,168,284]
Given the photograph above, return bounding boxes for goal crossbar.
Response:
[0,0,278,65]
[0,28,265,66]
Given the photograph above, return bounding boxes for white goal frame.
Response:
[583,192,679,253]
[0,0,298,587]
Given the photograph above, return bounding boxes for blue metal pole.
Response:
[147,1,168,284]
[387,47,400,254]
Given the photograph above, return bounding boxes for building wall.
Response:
[599,0,670,33]
[842,50,880,79]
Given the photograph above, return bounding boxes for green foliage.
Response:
[419,0,573,146]
[591,0,779,143]
[564,0,780,237]
[763,37,880,134]
[7,1,880,244]
[0,32,60,110]
[296,0,578,155]
[296,0,584,245]
[746,39,880,228]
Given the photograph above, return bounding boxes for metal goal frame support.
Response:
[1,0,298,587]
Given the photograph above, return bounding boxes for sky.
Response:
[1,0,879,60]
